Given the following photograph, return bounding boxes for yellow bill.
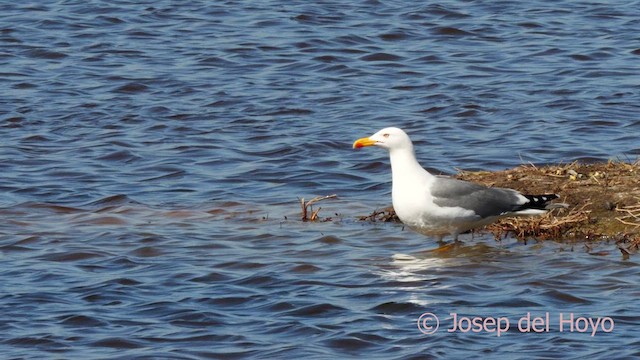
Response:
[352,137,376,149]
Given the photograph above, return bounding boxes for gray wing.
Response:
[430,176,523,218]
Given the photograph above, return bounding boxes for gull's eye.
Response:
[383,133,390,138]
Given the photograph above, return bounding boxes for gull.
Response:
[353,127,566,241]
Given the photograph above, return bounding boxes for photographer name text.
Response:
[417,312,614,336]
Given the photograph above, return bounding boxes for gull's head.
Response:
[352,127,413,152]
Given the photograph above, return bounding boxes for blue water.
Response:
[1,1,639,359]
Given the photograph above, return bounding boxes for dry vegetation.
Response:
[299,194,337,222]
[356,161,640,256]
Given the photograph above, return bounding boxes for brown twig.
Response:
[299,194,337,221]
[615,200,640,227]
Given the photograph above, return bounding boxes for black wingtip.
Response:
[519,194,560,210]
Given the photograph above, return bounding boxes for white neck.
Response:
[388,147,434,224]
[389,147,433,188]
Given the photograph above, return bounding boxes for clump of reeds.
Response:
[299,194,337,221]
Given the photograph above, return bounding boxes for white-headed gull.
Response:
[353,127,566,241]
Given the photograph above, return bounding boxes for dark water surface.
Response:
[1,1,639,359]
